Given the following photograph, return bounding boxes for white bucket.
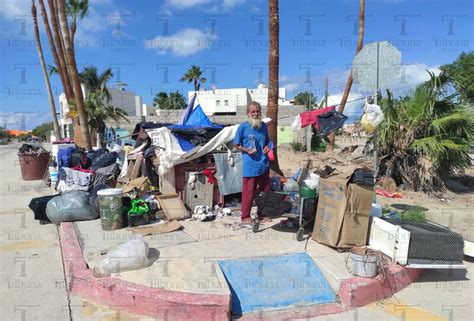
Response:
[351,252,378,278]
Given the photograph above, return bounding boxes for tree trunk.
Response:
[38,0,73,100]
[99,121,106,150]
[57,0,93,150]
[267,0,283,176]
[32,0,62,140]
[327,0,365,151]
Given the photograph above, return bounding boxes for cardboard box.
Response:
[312,171,374,248]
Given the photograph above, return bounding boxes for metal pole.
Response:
[373,42,380,202]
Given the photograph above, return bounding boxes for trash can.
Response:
[18,152,50,181]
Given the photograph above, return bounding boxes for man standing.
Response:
[234,101,270,223]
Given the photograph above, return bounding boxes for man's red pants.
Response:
[241,171,270,220]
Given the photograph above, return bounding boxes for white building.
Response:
[188,84,292,115]
[58,86,145,138]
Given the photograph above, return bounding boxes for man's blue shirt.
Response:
[233,121,270,177]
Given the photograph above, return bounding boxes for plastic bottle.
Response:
[49,160,58,183]
[247,135,256,154]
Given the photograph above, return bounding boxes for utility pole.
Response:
[324,77,329,108]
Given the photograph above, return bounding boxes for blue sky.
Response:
[0,0,472,129]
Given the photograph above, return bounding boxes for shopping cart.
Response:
[251,191,318,241]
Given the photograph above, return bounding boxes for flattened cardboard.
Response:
[312,170,374,248]
[339,184,373,247]
[157,194,190,221]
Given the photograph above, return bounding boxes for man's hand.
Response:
[263,145,270,154]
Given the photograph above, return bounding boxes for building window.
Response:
[216,100,221,106]
[224,100,229,106]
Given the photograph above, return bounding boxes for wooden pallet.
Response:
[117,152,144,187]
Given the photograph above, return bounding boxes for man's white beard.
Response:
[248,116,262,129]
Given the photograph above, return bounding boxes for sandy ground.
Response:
[277,137,474,241]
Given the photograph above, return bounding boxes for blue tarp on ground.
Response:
[218,252,336,315]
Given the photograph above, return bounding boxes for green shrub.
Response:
[290,141,304,152]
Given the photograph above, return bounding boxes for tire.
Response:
[252,219,260,233]
[296,228,304,241]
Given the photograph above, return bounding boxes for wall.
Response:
[105,104,307,145]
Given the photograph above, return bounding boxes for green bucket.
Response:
[299,183,317,199]
[97,188,124,231]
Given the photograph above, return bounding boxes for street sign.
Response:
[352,41,401,92]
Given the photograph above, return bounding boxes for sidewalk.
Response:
[66,210,423,320]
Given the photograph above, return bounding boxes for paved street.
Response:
[0,143,472,320]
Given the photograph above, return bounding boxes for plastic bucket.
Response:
[97,188,124,231]
[351,252,378,278]
[18,152,50,181]
[299,183,317,199]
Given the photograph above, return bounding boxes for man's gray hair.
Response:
[247,101,262,113]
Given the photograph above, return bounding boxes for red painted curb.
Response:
[339,263,424,307]
[59,222,423,320]
[59,222,231,321]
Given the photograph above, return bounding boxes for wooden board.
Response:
[157,194,190,221]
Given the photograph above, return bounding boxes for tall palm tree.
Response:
[180,65,207,91]
[328,0,365,151]
[267,0,283,175]
[58,0,93,150]
[78,66,128,149]
[66,0,89,46]
[38,0,73,100]
[32,0,62,140]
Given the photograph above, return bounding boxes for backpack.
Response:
[70,151,90,169]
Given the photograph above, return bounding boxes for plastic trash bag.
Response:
[303,173,320,190]
[361,103,384,133]
[93,235,150,277]
[291,115,302,131]
[46,191,98,224]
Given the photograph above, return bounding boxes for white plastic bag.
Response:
[361,103,384,133]
[283,179,299,192]
[291,115,302,131]
[93,235,150,277]
[303,173,320,190]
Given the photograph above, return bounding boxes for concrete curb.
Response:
[59,222,231,321]
[59,222,423,320]
[338,263,424,307]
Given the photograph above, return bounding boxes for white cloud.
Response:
[80,8,107,32]
[284,83,299,92]
[394,63,441,89]
[145,28,217,56]
[280,75,289,82]
[165,0,211,9]
[223,0,246,8]
[0,0,29,19]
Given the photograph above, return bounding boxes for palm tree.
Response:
[32,0,62,140]
[79,66,128,149]
[267,0,283,175]
[376,71,474,192]
[328,0,365,151]
[152,91,186,110]
[167,91,187,109]
[293,91,317,110]
[66,0,89,46]
[38,0,73,100]
[58,0,93,150]
[180,65,206,91]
